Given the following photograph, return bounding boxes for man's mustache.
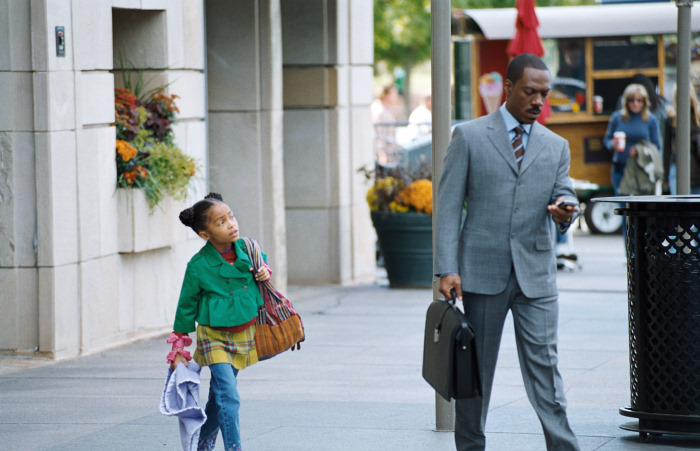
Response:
[527,107,541,114]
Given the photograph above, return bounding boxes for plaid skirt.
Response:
[193,324,258,370]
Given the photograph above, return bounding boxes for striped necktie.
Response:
[512,125,525,168]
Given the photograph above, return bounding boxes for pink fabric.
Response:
[166,332,193,363]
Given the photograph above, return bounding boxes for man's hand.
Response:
[439,274,462,301]
[547,196,579,224]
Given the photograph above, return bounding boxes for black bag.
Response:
[422,291,481,401]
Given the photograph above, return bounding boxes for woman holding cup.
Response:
[603,83,661,241]
[603,83,661,197]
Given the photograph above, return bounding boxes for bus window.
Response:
[544,38,587,114]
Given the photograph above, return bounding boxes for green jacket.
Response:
[173,239,265,333]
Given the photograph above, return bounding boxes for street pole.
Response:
[676,0,693,195]
[431,0,455,432]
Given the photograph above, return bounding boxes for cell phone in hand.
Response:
[558,201,577,210]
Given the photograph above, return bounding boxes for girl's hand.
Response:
[629,146,637,157]
[251,266,270,282]
[170,353,189,371]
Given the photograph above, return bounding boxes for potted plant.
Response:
[360,162,433,288]
[114,78,199,253]
[114,83,198,210]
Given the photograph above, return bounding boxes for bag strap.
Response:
[241,237,286,307]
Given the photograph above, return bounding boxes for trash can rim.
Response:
[592,195,700,203]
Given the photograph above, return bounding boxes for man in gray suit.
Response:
[436,53,580,450]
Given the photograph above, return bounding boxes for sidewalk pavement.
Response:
[2,231,700,450]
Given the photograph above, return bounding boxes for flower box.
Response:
[117,189,172,253]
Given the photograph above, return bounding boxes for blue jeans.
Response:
[198,363,242,451]
[669,163,677,195]
[611,165,628,243]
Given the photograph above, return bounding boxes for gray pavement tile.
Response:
[243,426,455,451]
[0,375,164,399]
[0,423,109,451]
[44,423,177,451]
[0,396,158,425]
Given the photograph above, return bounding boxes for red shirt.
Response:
[212,245,256,332]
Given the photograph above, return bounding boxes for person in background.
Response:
[604,84,661,241]
[397,93,433,145]
[371,84,401,166]
[407,94,432,138]
[604,84,661,197]
[618,74,671,191]
[664,83,700,194]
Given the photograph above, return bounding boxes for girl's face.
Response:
[198,202,239,250]
[627,94,645,114]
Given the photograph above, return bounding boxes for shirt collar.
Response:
[499,103,531,135]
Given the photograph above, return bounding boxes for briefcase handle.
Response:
[449,289,458,306]
[449,289,474,347]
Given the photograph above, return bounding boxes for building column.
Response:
[206,0,287,290]
[0,1,39,356]
[281,0,375,284]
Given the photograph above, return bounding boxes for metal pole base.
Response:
[620,406,700,440]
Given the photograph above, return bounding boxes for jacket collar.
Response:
[200,240,252,279]
[486,111,546,175]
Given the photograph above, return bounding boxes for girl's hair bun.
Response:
[205,192,223,201]
[179,207,195,227]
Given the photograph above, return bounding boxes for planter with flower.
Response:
[115,81,199,252]
[361,163,433,288]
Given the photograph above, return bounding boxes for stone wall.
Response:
[0,0,207,359]
[281,0,375,284]
[0,0,375,360]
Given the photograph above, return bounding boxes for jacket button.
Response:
[226,280,229,284]
[229,292,233,295]
[243,286,247,289]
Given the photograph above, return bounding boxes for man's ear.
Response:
[503,78,512,97]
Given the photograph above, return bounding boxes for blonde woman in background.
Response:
[604,83,662,197]
[663,83,700,194]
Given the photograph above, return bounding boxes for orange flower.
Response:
[398,179,433,214]
[135,165,149,180]
[124,171,137,184]
[116,140,138,162]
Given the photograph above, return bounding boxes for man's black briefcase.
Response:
[422,292,481,401]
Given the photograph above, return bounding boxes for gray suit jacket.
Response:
[435,112,578,298]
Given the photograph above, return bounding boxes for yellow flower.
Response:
[389,201,409,213]
[116,139,138,162]
[398,179,433,214]
[366,176,404,211]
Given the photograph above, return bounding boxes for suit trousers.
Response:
[454,268,579,451]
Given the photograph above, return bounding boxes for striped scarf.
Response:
[242,237,305,359]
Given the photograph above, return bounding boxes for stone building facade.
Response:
[0,0,375,360]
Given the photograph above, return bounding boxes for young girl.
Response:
[167,192,270,451]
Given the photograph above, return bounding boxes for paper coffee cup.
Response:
[594,96,603,114]
[613,131,626,152]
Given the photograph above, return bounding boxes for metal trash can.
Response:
[595,195,700,440]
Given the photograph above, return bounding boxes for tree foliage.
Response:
[374,0,432,72]
[374,0,596,72]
